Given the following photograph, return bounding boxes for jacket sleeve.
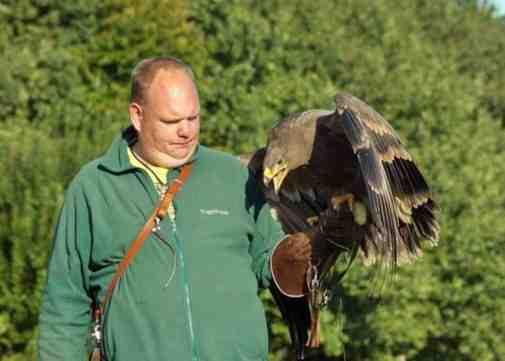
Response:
[38,182,93,361]
[246,174,287,289]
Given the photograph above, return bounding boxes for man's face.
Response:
[129,69,200,168]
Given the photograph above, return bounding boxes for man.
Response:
[38,57,311,361]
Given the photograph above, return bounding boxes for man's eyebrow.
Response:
[161,113,200,123]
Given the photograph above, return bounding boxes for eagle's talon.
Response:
[331,193,355,211]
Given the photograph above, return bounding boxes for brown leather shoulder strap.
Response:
[99,163,193,314]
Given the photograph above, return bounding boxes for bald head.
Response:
[144,68,200,122]
[130,57,196,105]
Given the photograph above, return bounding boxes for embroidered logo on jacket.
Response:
[200,209,230,216]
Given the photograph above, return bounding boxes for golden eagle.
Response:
[242,93,439,360]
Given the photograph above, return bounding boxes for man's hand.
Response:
[270,232,312,297]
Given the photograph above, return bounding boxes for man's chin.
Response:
[165,143,197,167]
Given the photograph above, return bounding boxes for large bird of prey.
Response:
[242,93,439,360]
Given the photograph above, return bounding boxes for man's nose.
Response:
[177,119,191,137]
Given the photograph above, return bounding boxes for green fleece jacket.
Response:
[38,130,286,361]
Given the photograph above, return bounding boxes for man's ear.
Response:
[129,102,143,132]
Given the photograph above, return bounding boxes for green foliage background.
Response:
[0,0,504,360]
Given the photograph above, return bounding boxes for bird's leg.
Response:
[306,265,328,348]
[307,307,321,348]
[307,286,329,348]
[331,193,355,211]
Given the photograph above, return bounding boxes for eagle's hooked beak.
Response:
[263,161,289,194]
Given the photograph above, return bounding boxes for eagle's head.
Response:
[263,145,289,194]
[263,111,327,194]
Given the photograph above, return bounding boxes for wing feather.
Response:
[334,92,439,265]
[339,106,402,265]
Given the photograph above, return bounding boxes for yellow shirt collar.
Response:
[127,147,170,187]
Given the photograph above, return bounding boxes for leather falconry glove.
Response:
[270,232,312,297]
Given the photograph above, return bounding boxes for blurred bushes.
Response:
[0,0,504,360]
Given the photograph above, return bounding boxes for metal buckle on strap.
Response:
[153,217,161,232]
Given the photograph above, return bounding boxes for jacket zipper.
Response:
[138,168,199,360]
[170,215,199,361]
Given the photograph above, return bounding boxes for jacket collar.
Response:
[98,125,200,174]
